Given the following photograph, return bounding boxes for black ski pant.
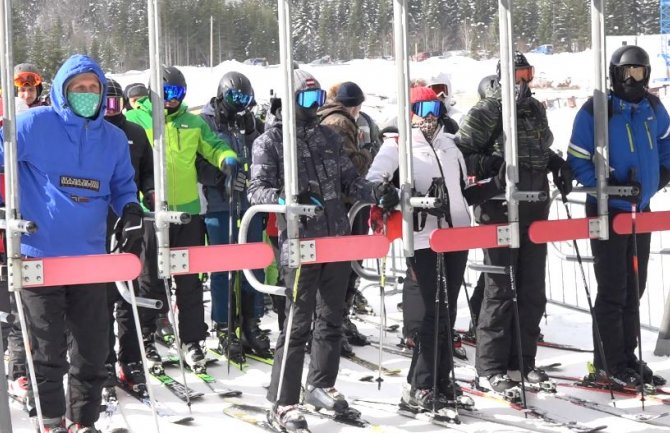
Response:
[587,203,651,373]
[105,281,141,365]
[345,207,370,303]
[267,261,350,406]
[406,248,467,390]
[21,283,108,425]
[469,274,485,328]
[475,228,547,378]
[140,216,208,343]
[0,279,27,380]
[268,235,286,330]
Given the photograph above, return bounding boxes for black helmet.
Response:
[478,74,499,99]
[216,71,254,113]
[162,65,186,87]
[609,45,650,87]
[496,51,532,82]
[106,78,123,98]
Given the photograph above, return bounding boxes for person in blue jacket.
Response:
[0,54,142,433]
[568,45,670,389]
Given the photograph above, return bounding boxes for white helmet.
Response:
[427,72,454,109]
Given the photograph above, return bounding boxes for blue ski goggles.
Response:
[296,89,326,109]
[223,88,254,110]
[412,100,443,118]
[163,84,187,102]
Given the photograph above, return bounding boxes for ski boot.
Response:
[155,313,175,347]
[241,321,272,358]
[342,316,369,346]
[142,334,164,375]
[36,417,67,433]
[522,366,556,393]
[8,375,29,401]
[480,374,522,402]
[352,289,372,315]
[629,359,667,386]
[267,404,310,432]
[398,386,459,425]
[589,367,643,390]
[303,384,349,413]
[117,361,147,394]
[340,335,354,358]
[101,364,117,402]
[215,323,246,364]
[452,333,467,360]
[181,341,207,373]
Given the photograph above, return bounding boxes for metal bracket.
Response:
[588,219,601,238]
[299,240,317,264]
[22,260,44,285]
[497,225,512,247]
[0,265,6,282]
[169,250,190,273]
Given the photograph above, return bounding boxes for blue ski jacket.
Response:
[0,54,138,257]
[568,93,670,211]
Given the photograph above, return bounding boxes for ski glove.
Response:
[142,190,155,212]
[297,190,325,207]
[220,156,239,175]
[552,163,573,197]
[236,111,256,135]
[231,170,247,193]
[116,202,144,256]
[375,182,399,211]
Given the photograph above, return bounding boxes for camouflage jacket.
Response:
[248,119,378,265]
[456,93,555,225]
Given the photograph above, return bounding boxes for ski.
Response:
[245,351,274,366]
[164,356,242,397]
[150,370,204,402]
[223,401,311,433]
[116,379,194,424]
[555,393,670,426]
[351,314,400,333]
[208,347,249,371]
[549,372,670,396]
[341,352,401,376]
[456,329,592,353]
[100,387,130,433]
[299,405,370,429]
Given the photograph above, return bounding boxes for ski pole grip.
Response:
[0,311,15,324]
[409,197,442,209]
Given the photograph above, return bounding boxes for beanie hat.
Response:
[410,86,439,104]
[106,78,123,98]
[294,69,320,92]
[335,81,365,107]
[124,82,148,99]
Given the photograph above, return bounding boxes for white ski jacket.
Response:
[366,127,471,250]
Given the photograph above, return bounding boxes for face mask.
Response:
[419,117,439,142]
[613,78,646,103]
[67,92,101,118]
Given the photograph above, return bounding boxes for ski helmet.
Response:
[216,71,254,114]
[478,74,499,99]
[609,45,650,89]
[496,51,533,82]
[106,78,123,98]
[160,65,187,102]
[14,62,43,99]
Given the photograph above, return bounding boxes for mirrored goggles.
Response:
[428,83,449,98]
[514,66,535,83]
[412,100,444,118]
[14,71,42,88]
[223,88,254,110]
[296,89,326,109]
[163,84,187,101]
[105,96,124,114]
[620,65,647,82]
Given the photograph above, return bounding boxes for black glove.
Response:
[235,111,256,135]
[296,190,325,207]
[115,202,144,256]
[230,170,247,193]
[609,175,641,204]
[375,182,399,211]
[141,190,155,212]
[552,163,573,196]
[660,166,670,190]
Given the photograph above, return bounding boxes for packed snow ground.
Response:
[8,51,670,432]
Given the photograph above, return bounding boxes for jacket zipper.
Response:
[625,123,635,153]
[644,121,654,150]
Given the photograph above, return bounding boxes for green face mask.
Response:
[67,91,101,118]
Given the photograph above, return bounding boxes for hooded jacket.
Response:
[318,101,372,176]
[125,96,237,214]
[248,118,378,265]
[0,54,138,257]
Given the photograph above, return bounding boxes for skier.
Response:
[567,45,670,387]
[123,82,148,111]
[317,81,372,355]
[455,52,573,394]
[0,54,142,433]
[199,70,270,363]
[125,65,239,372]
[367,86,505,410]
[14,63,47,109]
[248,69,399,432]
[101,78,154,393]
[426,73,463,127]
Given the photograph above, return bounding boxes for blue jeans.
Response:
[204,210,265,325]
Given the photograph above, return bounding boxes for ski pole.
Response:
[560,192,616,402]
[508,249,528,409]
[375,208,389,390]
[274,265,301,410]
[226,173,235,375]
[630,199,645,410]
[0,310,12,433]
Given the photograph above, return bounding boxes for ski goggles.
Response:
[105,96,124,113]
[514,66,535,83]
[222,88,254,110]
[428,83,449,98]
[14,71,42,88]
[296,88,326,108]
[412,100,444,118]
[619,65,647,82]
[163,84,187,101]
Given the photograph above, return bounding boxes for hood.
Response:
[317,101,356,123]
[202,98,217,117]
[50,54,107,125]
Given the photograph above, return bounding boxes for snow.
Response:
[9,51,670,432]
